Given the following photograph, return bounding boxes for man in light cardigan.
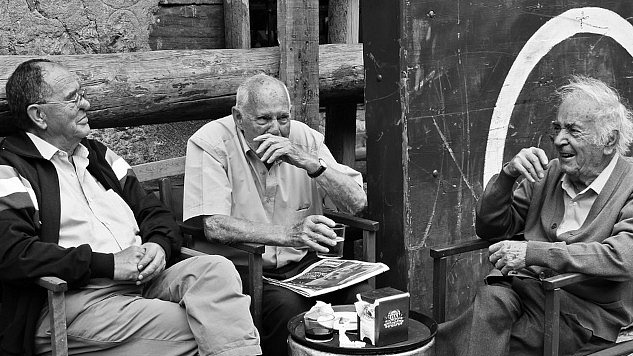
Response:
[436,75,633,356]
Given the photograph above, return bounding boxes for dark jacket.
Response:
[0,132,182,355]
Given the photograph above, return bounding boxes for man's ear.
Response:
[232,106,243,130]
[27,104,47,130]
[604,130,619,154]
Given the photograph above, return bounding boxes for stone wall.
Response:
[0,0,212,164]
[0,0,157,55]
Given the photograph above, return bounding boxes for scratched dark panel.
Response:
[398,0,633,318]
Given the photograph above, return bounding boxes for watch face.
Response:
[319,158,328,168]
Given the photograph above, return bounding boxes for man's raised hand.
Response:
[503,147,549,183]
[254,133,313,168]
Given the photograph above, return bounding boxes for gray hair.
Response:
[235,73,291,111]
[6,59,54,131]
[557,75,633,155]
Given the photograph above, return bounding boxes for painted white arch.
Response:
[483,7,633,186]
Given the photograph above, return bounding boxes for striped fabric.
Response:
[104,147,135,188]
[0,164,38,212]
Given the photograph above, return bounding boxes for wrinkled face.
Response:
[551,98,612,187]
[234,82,291,156]
[34,63,90,152]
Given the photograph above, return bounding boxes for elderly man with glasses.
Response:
[0,59,261,356]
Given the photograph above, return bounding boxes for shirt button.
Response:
[551,223,558,229]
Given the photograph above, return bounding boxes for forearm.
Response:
[526,235,633,281]
[314,167,367,213]
[476,170,528,239]
[203,215,290,245]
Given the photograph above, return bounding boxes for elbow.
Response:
[203,215,234,244]
[345,190,367,215]
[353,194,368,214]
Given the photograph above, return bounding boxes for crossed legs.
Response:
[435,278,601,356]
[35,255,261,356]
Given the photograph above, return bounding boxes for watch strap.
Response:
[308,159,327,178]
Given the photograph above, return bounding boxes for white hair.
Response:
[235,73,291,111]
[557,75,633,155]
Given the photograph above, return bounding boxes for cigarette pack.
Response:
[357,287,410,346]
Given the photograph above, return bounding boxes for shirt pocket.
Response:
[291,202,312,223]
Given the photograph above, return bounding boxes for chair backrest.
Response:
[158,178,184,222]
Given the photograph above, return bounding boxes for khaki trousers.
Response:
[34,255,261,356]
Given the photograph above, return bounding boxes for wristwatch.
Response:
[308,158,328,178]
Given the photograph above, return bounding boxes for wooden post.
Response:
[326,0,360,167]
[223,0,251,48]
[362,0,408,291]
[277,0,320,129]
[328,0,359,44]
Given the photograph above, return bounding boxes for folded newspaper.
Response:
[263,259,389,297]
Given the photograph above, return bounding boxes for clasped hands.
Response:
[113,242,166,285]
[489,240,527,275]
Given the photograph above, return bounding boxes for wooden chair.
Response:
[430,239,633,356]
[157,175,380,330]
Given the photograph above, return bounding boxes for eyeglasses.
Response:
[37,89,86,107]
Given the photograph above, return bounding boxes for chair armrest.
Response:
[180,222,265,255]
[36,276,68,293]
[324,210,379,232]
[541,272,594,290]
[430,239,492,259]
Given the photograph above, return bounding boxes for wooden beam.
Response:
[277,0,320,130]
[0,44,363,136]
[159,0,223,4]
[326,0,360,167]
[223,0,250,49]
[328,0,359,44]
[362,0,408,291]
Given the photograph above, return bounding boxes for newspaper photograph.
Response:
[264,259,389,297]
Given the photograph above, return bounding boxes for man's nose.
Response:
[78,96,90,111]
[268,118,281,135]
[552,130,568,147]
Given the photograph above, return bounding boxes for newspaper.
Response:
[263,259,389,297]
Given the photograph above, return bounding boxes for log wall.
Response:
[0,44,363,136]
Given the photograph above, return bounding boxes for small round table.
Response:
[287,306,437,356]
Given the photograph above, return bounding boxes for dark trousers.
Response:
[259,253,372,356]
[435,278,613,356]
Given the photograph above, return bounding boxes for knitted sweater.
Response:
[0,132,182,355]
[476,156,633,341]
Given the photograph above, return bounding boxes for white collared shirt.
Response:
[183,116,363,268]
[557,154,619,237]
[26,133,141,253]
